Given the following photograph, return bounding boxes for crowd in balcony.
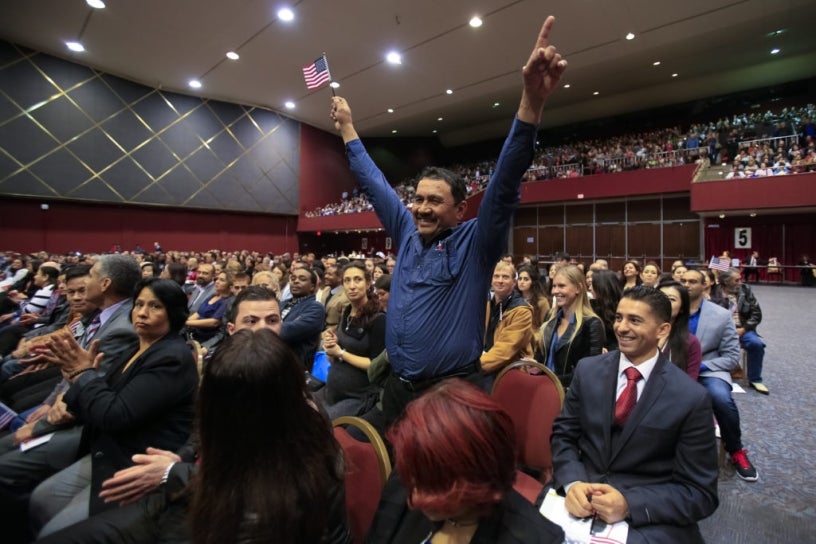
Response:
[303,103,815,217]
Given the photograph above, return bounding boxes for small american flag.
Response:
[0,401,17,431]
[302,55,331,90]
[709,257,730,272]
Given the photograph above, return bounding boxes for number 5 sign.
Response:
[734,228,752,249]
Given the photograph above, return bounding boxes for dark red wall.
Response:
[0,198,297,254]
[691,171,816,213]
[298,123,359,215]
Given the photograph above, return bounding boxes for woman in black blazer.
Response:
[31,278,198,538]
[535,265,604,388]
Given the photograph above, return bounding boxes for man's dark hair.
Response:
[621,285,672,324]
[374,274,391,292]
[64,264,92,282]
[226,286,278,324]
[96,254,141,298]
[418,166,467,204]
[555,252,570,262]
[39,266,59,284]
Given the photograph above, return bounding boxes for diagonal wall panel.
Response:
[0,41,300,214]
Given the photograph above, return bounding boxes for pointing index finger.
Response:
[534,16,556,51]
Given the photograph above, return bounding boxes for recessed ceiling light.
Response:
[653,61,661,66]
[469,16,483,28]
[718,213,725,219]
[66,41,85,52]
[766,29,785,37]
[284,101,295,109]
[493,102,500,108]
[188,79,202,89]
[563,83,570,89]
[277,7,294,21]
[386,51,402,65]
[446,89,453,95]
[392,130,398,134]
[86,0,105,8]
[330,82,340,88]
[770,48,781,55]
[433,130,438,134]
[593,91,599,95]
[387,108,394,113]
[625,32,635,40]
[750,212,757,217]
[226,51,239,60]
[672,73,679,78]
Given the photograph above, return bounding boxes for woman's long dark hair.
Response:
[657,279,690,372]
[590,270,622,349]
[190,329,341,544]
[517,264,549,328]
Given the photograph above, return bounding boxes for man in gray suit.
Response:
[0,255,140,499]
[186,263,214,314]
[682,268,758,481]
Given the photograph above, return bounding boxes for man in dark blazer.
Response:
[552,286,718,543]
[280,267,325,371]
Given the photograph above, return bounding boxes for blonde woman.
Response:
[535,265,604,388]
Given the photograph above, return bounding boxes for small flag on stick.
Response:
[708,257,730,272]
[303,55,332,90]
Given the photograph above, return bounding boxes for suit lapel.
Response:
[610,356,668,462]
[599,352,619,462]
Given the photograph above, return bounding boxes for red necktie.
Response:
[615,367,642,426]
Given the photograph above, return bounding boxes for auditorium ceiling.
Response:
[2,0,816,146]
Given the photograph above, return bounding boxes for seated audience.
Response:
[620,260,642,290]
[551,286,718,542]
[480,261,534,390]
[639,261,661,287]
[319,261,385,419]
[535,265,604,388]
[185,271,232,343]
[657,279,702,380]
[29,278,199,537]
[589,269,622,352]
[516,264,551,333]
[367,379,564,543]
[190,329,349,544]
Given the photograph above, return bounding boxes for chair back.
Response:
[332,416,392,544]
[492,359,564,484]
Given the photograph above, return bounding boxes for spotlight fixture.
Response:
[66,41,85,52]
[593,91,599,95]
[672,73,679,77]
[770,48,781,55]
[226,51,239,60]
[330,82,340,88]
[653,61,661,66]
[446,89,453,95]
[718,213,725,219]
[86,0,105,8]
[188,79,202,89]
[386,51,402,65]
[563,84,571,88]
[277,7,294,21]
[469,16,483,28]
[284,101,295,109]
[625,32,635,40]
[387,108,394,113]
[392,129,398,134]
[437,117,443,121]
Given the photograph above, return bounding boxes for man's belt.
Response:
[396,360,481,392]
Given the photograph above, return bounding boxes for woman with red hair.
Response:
[367,379,563,543]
